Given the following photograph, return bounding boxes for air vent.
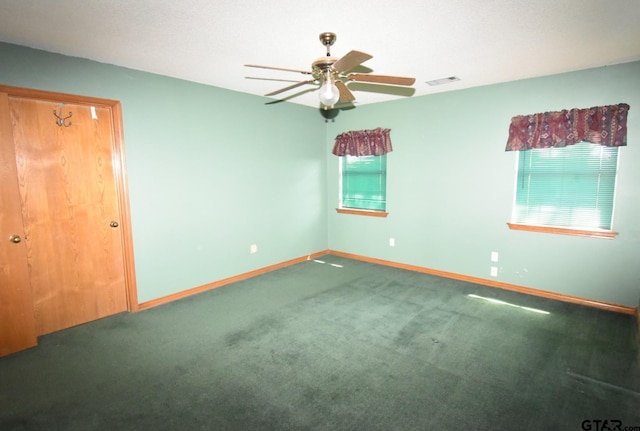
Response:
[426,76,460,86]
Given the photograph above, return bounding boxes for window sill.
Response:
[507,223,618,239]
[336,208,389,218]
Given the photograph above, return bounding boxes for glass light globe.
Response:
[319,80,340,107]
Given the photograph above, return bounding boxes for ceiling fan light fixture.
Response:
[245,32,416,108]
[319,76,340,107]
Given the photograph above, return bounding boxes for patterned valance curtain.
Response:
[332,128,392,156]
[505,103,629,151]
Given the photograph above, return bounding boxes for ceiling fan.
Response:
[245,32,416,109]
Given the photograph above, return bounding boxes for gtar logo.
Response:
[581,419,622,431]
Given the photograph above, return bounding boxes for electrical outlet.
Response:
[250,244,257,254]
[491,251,499,262]
[490,266,498,277]
[389,238,395,247]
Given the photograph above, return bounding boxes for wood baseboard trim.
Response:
[328,250,638,316]
[136,250,330,311]
[135,248,637,317]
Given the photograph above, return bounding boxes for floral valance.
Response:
[505,103,629,151]
[332,128,392,156]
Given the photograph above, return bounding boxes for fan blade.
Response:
[332,50,373,73]
[347,73,416,86]
[246,77,304,83]
[245,64,312,75]
[265,79,316,96]
[335,81,355,103]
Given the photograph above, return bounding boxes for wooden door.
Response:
[0,93,38,356]
[9,96,129,335]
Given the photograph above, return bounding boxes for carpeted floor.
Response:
[1,255,639,430]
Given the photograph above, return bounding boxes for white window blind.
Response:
[512,141,619,231]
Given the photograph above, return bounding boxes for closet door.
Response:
[0,93,38,356]
[10,96,129,336]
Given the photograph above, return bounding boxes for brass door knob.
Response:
[109,221,119,228]
[9,235,21,243]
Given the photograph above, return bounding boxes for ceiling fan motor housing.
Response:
[312,57,337,75]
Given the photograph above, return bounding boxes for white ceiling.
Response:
[1,0,639,108]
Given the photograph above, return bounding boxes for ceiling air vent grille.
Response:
[426,76,460,86]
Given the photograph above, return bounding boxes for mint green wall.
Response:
[327,61,640,307]
[0,43,328,303]
[2,42,638,308]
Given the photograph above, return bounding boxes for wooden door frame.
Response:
[0,85,139,312]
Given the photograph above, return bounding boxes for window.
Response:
[511,141,619,237]
[339,155,387,215]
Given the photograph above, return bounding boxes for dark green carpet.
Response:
[1,255,639,430]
